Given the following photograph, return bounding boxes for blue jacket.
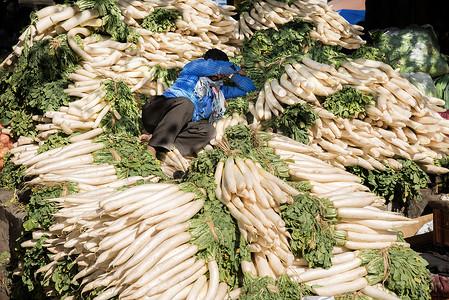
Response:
[336,9,365,25]
[163,58,257,122]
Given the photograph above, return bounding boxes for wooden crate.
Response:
[432,294,449,300]
[434,208,449,247]
[428,197,449,252]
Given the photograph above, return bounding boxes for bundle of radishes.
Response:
[9,138,161,193]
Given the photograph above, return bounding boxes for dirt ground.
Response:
[0,189,26,300]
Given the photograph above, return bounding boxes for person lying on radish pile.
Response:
[140,48,257,158]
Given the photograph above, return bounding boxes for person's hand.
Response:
[139,134,152,143]
[209,74,228,81]
[146,145,157,158]
[237,69,248,77]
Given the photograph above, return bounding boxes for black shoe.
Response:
[173,171,184,180]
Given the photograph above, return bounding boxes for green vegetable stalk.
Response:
[225,92,255,118]
[434,74,449,108]
[239,273,314,299]
[37,131,77,153]
[93,133,167,180]
[8,184,83,300]
[151,65,181,87]
[101,79,142,137]
[75,0,139,43]
[0,35,78,137]
[224,125,290,179]
[347,159,429,205]
[359,245,432,300]
[350,43,393,66]
[267,103,318,144]
[292,181,313,193]
[240,19,315,90]
[280,193,338,269]
[322,86,374,118]
[305,44,348,68]
[0,152,27,190]
[435,155,449,192]
[142,8,180,33]
[181,173,241,289]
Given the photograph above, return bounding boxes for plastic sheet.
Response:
[375,25,449,77]
[401,72,437,97]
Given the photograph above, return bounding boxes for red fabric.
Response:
[431,273,449,296]
[438,110,449,120]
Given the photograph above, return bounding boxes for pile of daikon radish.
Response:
[20,183,231,300]
[210,143,415,298]
[2,0,239,68]
[238,0,365,49]
[2,0,364,69]
[0,0,371,163]
[2,0,441,299]
[15,128,418,299]
[251,55,449,175]
[1,0,366,100]
[1,0,240,155]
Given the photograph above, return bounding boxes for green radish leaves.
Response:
[93,134,166,180]
[101,79,142,137]
[9,184,82,300]
[224,125,290,179]
[75,0,139,43]
[322,86,374,119]
[0,152,27,190]
[183,174,241,289]
[267,103,318,144]
[37,131,76,153]
[142,8,180,33]
[239,273,314,300]
[240,19,315,90]
[434,73,449,109]
[347,159,429,205]
[0,35,78,137]
[280,193,338,269]
[359,245,432,299]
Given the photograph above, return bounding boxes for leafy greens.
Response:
[267,103,318,144]
[93,133,166,179]
[0,35,78,137]
[75,0,139,43]
[182,167,241,289]
[360,245,431,300]
[347,159,429,204]
[239,273,314,299]
[142,8,180,33]
[322,86,374,118]
[101,79,142,136]
[280,193,339,269]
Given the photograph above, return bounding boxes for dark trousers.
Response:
[142,95,216,156]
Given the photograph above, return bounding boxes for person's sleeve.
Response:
[221,74,258,99]
[181,58,240,77]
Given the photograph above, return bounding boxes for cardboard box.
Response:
[398,213,433,238]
